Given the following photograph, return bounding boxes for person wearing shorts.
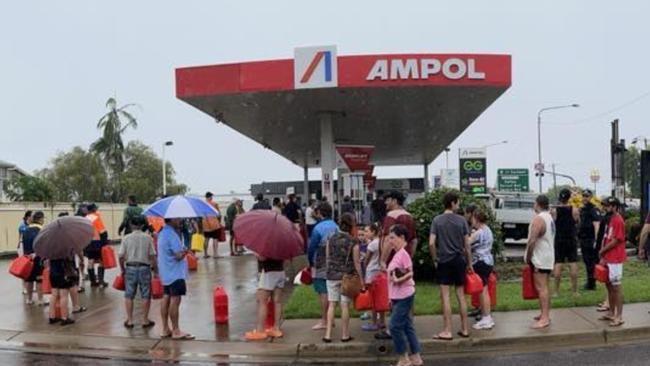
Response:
[525,195,555,330]
[119,216,157,329]
[552,189,580,296]
[22,211,46,306]
[470,210,495,330]
[245,258,285,341]
[599,197,626,327]
[429,192,473,340]
[157,219,194,340]
[307,202,338,330]
[48,258,77,326]
[323,213,363,343]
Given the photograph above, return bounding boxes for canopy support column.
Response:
[423,163,430,192]
[303,166,310,205]
[320,113,335,202]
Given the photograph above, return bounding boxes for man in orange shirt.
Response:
[85,203,109,288]
[202,192,222,258]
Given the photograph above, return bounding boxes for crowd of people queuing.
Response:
[14,186,647,366]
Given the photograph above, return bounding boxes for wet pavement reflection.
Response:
[0,244,299,342]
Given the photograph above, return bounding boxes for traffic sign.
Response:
[497,168,530,192]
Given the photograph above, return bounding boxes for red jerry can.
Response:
[464,272,483,295]
[594,264,609,283]
[187,253,198,271]
[213,287,229,324]
[372,272,390,312]
[522,266,539,300]
[41,268,52,295]
[151,277,164,299]
[9,256,33,280]
[101,246,117,269]
[471,272,497,308]
[265,299,275,329]
[112,273,125,291]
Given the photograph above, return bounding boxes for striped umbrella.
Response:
[143,195,220,219]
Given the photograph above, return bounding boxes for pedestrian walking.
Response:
[22,211,46,306]
[525,195,555,329]
[307,202,338,330]
[469,210,495,330]
[579,189,601,290]
[387,224,423,366]
[323,213,363,343]
[552,189,580,296]
[599,197,626,327]
[202,192,222,258]
[157,218,194,340]
[118,195,144,237]
[119,216,157,328]
[85,203,109,288]
[429,192,473,340]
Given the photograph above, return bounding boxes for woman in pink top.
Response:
[387,224,422,366]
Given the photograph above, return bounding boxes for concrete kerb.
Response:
[1,326,650,363]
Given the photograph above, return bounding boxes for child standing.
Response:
[362,224,385,331]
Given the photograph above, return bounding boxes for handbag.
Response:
[341,240,363,298]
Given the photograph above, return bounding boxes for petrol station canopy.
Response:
[175,48,512,168]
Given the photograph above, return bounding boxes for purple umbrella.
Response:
[34,216,94,259]
[233,210,304,260]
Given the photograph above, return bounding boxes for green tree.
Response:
[2,175,53,202]
[121,141,188,203]
[38,146,109,202]
[407,188,503,280]
[91,97,139,201]
[625,145,641,198]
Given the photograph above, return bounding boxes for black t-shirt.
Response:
[578,203,600,239]
[555,206,576,241]
[22,225,41,255]
[258,259,284,272]
[282,201,301,223]
[252,201,271,210]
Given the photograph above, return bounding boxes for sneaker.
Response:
[472,316,495,330]
[360,312,371,321]
[374,330,392,340]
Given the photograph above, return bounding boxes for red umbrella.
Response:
[233,210,304,260]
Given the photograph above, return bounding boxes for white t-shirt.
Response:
[305,207,317,225]
[365,238,381,283]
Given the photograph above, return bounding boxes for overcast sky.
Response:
[1,1,649,196]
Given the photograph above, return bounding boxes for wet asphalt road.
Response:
[4,341,650,365]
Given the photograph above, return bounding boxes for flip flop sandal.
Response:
[596,306,611,312]
[457,331,470,338]
[432,334,453,341]
[172,333,195,340]
[609,320,625,327]
[72,307,87,314]
[531,322,551,329]
[598,315,614,321]
[341,336,354,343]
[322,337,332,343]
[160,333,172,339]
[124,321,135,329]
[142,320,156,328]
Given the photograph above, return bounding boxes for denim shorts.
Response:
[312,278,327,295]
[124,265,152,300]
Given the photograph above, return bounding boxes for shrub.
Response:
[407,188,504,280]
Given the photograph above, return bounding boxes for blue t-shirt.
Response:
[156,225,187,286]
[307,219,338,279]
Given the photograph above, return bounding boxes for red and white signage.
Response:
[335,145,374,171]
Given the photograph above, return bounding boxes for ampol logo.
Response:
[294,45,338,89]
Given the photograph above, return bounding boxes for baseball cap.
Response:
[581,189,593,197]
[603,196,621,207]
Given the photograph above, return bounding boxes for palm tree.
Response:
[91,97,139,202]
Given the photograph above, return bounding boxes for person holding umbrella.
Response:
[233,208,305,341]
[33,213,95,324]
[144,195,220,340]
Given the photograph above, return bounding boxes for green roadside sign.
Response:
[497,168,530,192]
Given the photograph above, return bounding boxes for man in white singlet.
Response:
[525,195,555,329]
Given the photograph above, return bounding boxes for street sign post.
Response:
[497,168,530,192]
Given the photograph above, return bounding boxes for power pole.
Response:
[610,119,626,203]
